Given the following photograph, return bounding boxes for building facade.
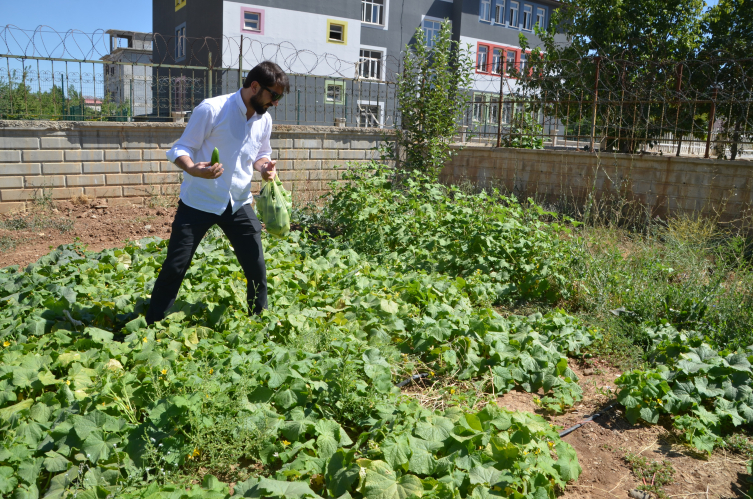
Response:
[152,0,562,128]
[101,30,155,118]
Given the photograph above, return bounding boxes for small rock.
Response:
[38,233,45,237]
[91,215,97,219]
[145,224,152,232]
[628,489,653,499]
[584,368,597,376]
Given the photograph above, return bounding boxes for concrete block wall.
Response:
[0,121,385,213]
[442,146,753,222]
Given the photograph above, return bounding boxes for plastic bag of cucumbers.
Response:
[256,178,292,237]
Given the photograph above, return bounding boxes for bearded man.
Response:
[145,60,289,324]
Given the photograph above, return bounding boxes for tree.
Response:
[522,0,707,153]
[383,20,475,180]
[700,0,753,159]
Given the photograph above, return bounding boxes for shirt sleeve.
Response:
[253,117,273,164]
[166,101,216,164]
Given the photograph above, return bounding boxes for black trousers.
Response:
[145,200,267,324]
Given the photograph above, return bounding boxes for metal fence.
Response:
[0,25,401,127]
[1,25,752,159]
[460,52,753,160]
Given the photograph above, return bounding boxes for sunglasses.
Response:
[259,85,284,102]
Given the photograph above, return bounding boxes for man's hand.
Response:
[187,162,224,179]
[174,156,223,179]
[259,160,277,181]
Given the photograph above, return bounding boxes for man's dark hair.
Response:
[243,60,290,93]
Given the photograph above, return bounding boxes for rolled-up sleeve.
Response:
[253,119,273,164]
[166,102,216,163]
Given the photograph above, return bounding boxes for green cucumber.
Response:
[210,147,220,166]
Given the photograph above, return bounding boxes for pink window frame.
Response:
[240,7,265,35]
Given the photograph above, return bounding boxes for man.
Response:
[145,60,289,325]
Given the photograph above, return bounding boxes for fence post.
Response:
[496,72,504,148]
[239,35,243,89]
[589,56,601,153]
[208,52,213,98]
[704,85,718,159]
[674,64,684,156]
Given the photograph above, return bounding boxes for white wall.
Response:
[459,35,522,95]
[222,1,362,78]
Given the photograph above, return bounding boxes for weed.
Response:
[0,235,16,253]
[725,434,753,459]
[624,452,675,499]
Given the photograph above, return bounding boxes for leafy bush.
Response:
[615,324,753,454]
[322,167,572,304]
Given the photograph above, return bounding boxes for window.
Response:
[362,0,384,25]
[519,52,528,75]
[175,0,186,11]
[495,2,504,23]
[244,12,260,31]
[472,94,485,122]
[522,4,532,30]
[325,80,345,104]
[502,101,513,124]
[422,19,442,47]
[477,45,488,72]
[492,48,503,75]
[479,0,491,22]
[358,104,380,127]
[506,50,516,75]
[508,1,519,28]
[359,49,383,79]
[327,20,348,43]
[535,7,546,28]
[175,23,186,61]
[489,96,499,123]
[241,8,265,34]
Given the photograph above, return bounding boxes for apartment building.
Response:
[152,0,562,127]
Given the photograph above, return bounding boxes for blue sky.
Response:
[1,0,720,36]
[2,0,153,35]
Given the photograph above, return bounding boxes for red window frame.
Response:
[475,42,532,79]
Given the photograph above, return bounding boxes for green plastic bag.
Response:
[255,178,292,237]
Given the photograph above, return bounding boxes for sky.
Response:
[1,0,153,35]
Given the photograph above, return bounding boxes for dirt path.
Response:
[498,364,749,499]
[0,199,177,268]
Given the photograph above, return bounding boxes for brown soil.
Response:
[0,199,177,268]
[497,362,749,499]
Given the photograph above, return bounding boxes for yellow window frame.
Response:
[326,19,348,44]
[175,0,186,11]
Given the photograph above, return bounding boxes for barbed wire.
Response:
[0,24,404,79]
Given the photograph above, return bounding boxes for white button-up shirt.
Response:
[166,89,272,215]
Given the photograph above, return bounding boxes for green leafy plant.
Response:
[624,452,675,499]
[383,20,474,179]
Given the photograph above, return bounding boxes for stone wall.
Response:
[0,121,385,213]
[443,146,753,222]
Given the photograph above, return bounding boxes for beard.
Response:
[249,93,269,115]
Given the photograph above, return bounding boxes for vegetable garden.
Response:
[2,166,753,499]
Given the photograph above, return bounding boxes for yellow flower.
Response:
[209,368,214,374]
[66,380,70,385]
[2,341,9,347]
[157,339,161,343]
[450,388,456,394]
[161,369,167,375]
[142,338,148,343]
[657,399,663,405]
[548,441,554,448]
[282,440,291,446]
